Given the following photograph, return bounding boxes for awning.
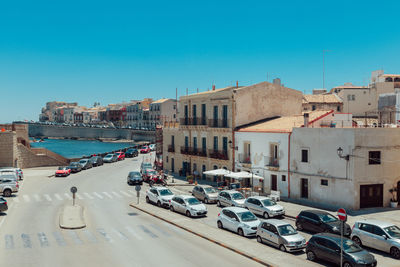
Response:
[203,169,231,176]
[224,171,264,181]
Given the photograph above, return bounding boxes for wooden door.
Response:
[360,184,383,208]
[301,178,308,199]
[271,175,277,191]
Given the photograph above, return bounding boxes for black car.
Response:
[306,233,377,267]
[0,197,8,213]
[79,159,93,170]
[68,162,82,173]
[125,148,139,158]
[127,171,143,185]
[296,210,351,236]
[90,156,103,167]
[140,162,153,174]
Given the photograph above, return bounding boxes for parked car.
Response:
[192,185,219,204]
[145,186,174,207]
[142,169,159,183]
[140,146,151,154]
[256,219,306,252]
[127,171,143,185]
[245,196,285,219]
[306,233,377,267]
[90,156,103,167]
[140,162,153,174]
[0,170,19,181]
[125,148,139,158]
[170,195,207,217]
[149,144,155,151]
[0,168,23,180]
[217,207,260,237]
[351,219,400,259]
[0,197,8,213]
[296,210,351,236]
[0,179,18,197]
[79,159,93,170]
[68,162,82,173]
[115,152,125,161]
[55,167,71,177]
[217,190,246,208]
[103,154,118,163]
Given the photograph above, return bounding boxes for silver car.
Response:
[217,207,260,237]
[192,185,218,204]
[0,179,19,197]
[351,219,400,259]
[256,219,306,252]
[170,195,207,217]
[217,190,246,208]
[245,196,285,219]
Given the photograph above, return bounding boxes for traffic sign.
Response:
[337,208,347,222]
[135,185,141,192]
[70,186,77,194]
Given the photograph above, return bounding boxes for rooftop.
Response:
[303,94,342,104]
[152,98,174,104]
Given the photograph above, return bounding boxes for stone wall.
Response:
[0,131,17,167]
[17,144,69,168]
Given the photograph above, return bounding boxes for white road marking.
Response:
[93,192,104,199]
[102,192,113,199]
[44,194,52,201]
[111,191,122,198]
[54,194,63,200]
[13,198,19,203]
[23,195,30,203]
[76,193,84,200]
[112,228,128,240]
[120,190,133,197]
[125,226,143,240]
[33,194,42,202]
[84,193,94,199]
[64,193,72,200]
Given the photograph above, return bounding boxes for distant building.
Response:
[39,101,77,122]
[148,98,178,128]
[126,98,153,128]
[302,94,343,112]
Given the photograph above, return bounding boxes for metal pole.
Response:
[340,220,343,267]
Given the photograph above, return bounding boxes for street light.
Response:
[337,147,349,161]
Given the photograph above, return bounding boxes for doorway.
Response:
[301,178,308,199]
[171,158,174,173]
[271,175,277,191]
[397,181,400,204]
[360,184,383,208]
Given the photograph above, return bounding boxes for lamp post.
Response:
[337,147,349,161]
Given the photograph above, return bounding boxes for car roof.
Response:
[248,196,271,201]
[355,219,395,228]
[221,190,242,194]
[197,185,213,188]
[175,195,196,199]
[154,186,169,190]
[223,207,248,213]
[300,210,330,215]
[312,233,343,242]
[263,219,291,227]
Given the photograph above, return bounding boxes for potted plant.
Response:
[187,175,194,184]
[389,186,398,208]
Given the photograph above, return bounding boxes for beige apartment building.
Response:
[162,81,303,181]
[148,98,178,128]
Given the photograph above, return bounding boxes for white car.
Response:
[170,195,207,217]
[145,186,174,208]
[217,190,246,208]
[244,196,285,219]
[149,144,156,151]
[217,207,260,237]
[0,168,23,180]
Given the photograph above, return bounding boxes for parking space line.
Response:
[84,193,94,199]
[21,234,32,248]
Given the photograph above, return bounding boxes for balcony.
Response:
[238,153,251,164]
[209,149,229,160]
[181,146,190,155]
[168,145,175,153]
[208,119,229,128]
[264,156,279,168]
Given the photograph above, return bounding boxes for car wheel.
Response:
[217,200,221,207]
[186,211,191,217]
[157,201,162,207]
[3,189,11,197]
[279,245,287,252]
[306,251,316,261]
[238,228,244,237]
[352,236,362,246]
[204,198,208,204]
[263,212,270,219]
[390,246,400,259]
[217,221,223,229]
[343,262,353,267]
[170,206,175,212]
[296,222,303,231]
[146,196,150,203]
[256,235,263,243]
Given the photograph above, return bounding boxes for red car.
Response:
[55,167,71,177]
[142,169,159,183]
[140,146,151,154]
[116,152,125,161]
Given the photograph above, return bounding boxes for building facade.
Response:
[302,94,343,112]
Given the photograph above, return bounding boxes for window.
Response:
[337,106,341,112]
[369,151,381,165]
[321,179,328,186]
[301,149,309,163]
[312,105,316,111]
[281,175,286,182]
[213,136,218,150]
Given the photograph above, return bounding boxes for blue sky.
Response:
[1,0,400,122]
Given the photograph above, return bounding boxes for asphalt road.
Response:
[0,153,262,267]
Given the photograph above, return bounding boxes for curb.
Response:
[48,174,55,178]
[130,203,273,267]
[59,205,86,230]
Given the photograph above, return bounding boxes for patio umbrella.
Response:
[203,169,231,176]
[224,171,264,193]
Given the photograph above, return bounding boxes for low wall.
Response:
[0,131,17,167]
[17,144,69,168]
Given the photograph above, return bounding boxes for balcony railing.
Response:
[208,119,229,128]
[168,145,175,152]
[181,146,190,155]
[264,156,279,167]
[180,117,208,126]
[238,153,251,164]
[209,149,229,160]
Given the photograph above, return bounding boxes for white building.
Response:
[148,98,177,128]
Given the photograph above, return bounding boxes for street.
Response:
[0,153,261,267]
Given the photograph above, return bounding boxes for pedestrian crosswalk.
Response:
[1,224,174,250]
[11,190,137,204]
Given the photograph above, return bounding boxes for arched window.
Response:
[394,77,400,82]
[385,77,393,82]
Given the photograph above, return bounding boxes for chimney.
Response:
[236,81,238,88]
[304,113,309,128]
[212,85,216,91]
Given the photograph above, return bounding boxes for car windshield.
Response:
[129,172,141,177]
[105,154,113,158]
[79,160,86,164]
[147,170,157,176]
[186,198,201,205]
[384,225,400,238]
[57,167,64,170]
[204,187,218,193]
[261,199,276,206]
[278,224,297,236]
[159,189,173,196]
[318,213,338,223]
[342,239,362,253]
[238,211,257,222]
[231,193,244,200]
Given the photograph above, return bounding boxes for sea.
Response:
[30,139,135,159]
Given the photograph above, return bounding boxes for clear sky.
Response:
[1,0,400,123]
